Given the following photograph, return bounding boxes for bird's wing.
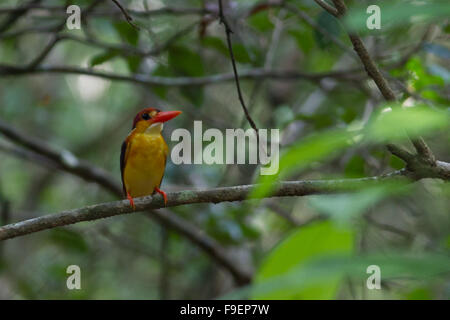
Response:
[120,131,135,196]
[120,141,128,196]
[157,151,168,189]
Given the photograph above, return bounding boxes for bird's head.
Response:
[132,107,182,133]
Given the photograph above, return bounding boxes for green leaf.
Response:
[344,155,366,178]
[168,45,204,105]
[225,252,450,300]
[202,36,228,54]
[113,21,139,46]
[365,104,448,143]
[248,10,274,32]
[180,87,204,106]
[89,50,118,67]
[125,55,141,73]
[308,182,410,224]
[48,229,89,253]
[168,45,204,77]
[112,21,142,72]
[288,28,315,54]
[274,105,295,129]
[389,154,405,170]
[404,287,433,300]
[406,57,445,91]
[202,36,252,63]
[315,11,341,48]
[444,235,450,249]
[151,65,171,98]
[232,43,252,64]
[253,221,354,299]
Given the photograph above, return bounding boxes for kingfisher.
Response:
[120,108,182,209]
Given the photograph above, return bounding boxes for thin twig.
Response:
[0,0,42,33]
[111,0,140,29]
[313,0,338,17]
[218,0,258,132]
[27,35,61,69]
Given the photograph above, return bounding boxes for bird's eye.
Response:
[142,113,150,120]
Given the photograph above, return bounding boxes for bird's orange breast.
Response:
[123,133,168,198]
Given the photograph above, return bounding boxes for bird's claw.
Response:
[155,187,168,206]
[127,192,136,210]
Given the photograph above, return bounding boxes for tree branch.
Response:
[0,119,122,195]
[145,209,252,285]
[3,164,450,239]
[0,64,364,86]
[313,0,338,17]
[0,174,407,241]
[0,5,213,17]
[411,137,436,165]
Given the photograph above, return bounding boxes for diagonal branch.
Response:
[329,0,395,101]
[0,119,122,195]
[0,0,42,33]
[313,0,338,17]
[145,209,252,285]
[111,0,140,29]
[27,35,61,69]
[320,0,439,170]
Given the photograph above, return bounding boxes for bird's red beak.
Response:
[151,111,182,123]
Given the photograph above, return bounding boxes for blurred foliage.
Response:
[345,0,450,32]
[254,222,354,299]
[0,0,449,300]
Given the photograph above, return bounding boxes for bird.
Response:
[120,107,181,210]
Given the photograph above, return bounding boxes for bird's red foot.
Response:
[127,192,136,210]
[155,187,167,205]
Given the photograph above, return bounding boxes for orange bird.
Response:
[120,108,181,209]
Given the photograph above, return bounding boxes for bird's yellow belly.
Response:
[123,134,168,198]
